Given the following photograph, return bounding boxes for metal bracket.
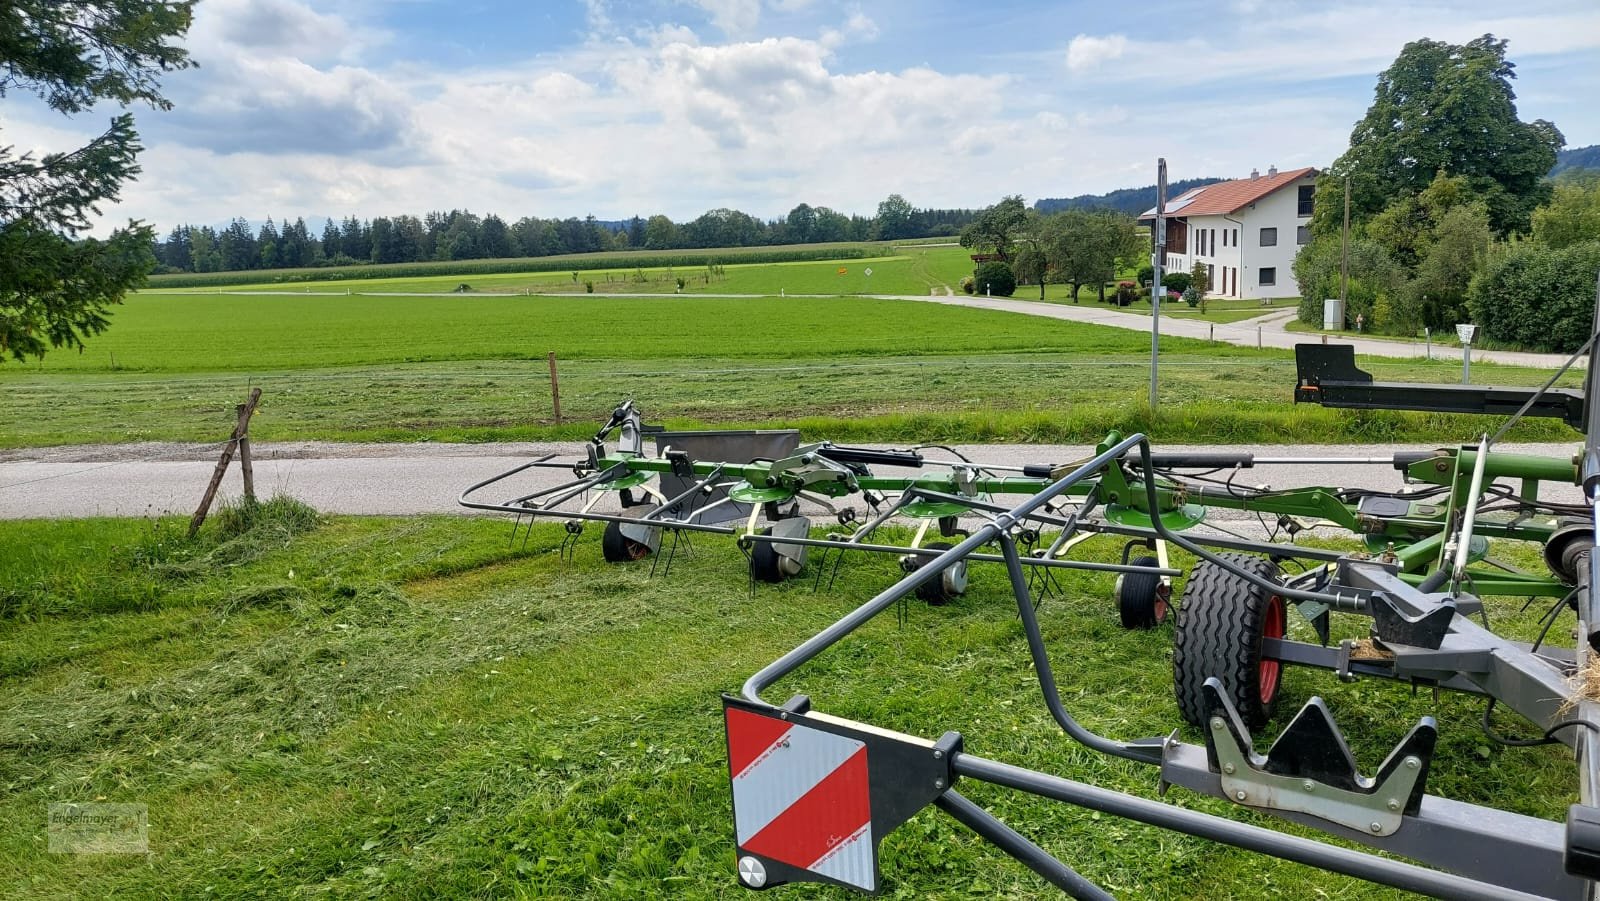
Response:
[1203,680,1433,837]
[1370,592,1455,651]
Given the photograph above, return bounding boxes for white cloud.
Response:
[693,0,763,36]
[1065,34,1127,73]
[36,0,1594,234]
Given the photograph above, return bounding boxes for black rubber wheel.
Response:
[910,542,966,605]
[1172,553,1288,730]
[1115,555,1170,629]
[601,519,652,562]
[750,527,792,583]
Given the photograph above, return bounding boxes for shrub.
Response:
[1294,236,1406,331]
[1115,281,1138,307]
[1468,239,1600,352]
[1136,264,1154,287]
[1161,272,1191,293]
[584,280,594,293]
[973,262,1016,297]
[959,275,976,294]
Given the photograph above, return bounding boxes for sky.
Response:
[7,0,1600,233]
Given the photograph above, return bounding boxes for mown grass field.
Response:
[0,504,1574,898]
[0,247,1575,449]
[161,244,975,298]
[0,290,1580,448]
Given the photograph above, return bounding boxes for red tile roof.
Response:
[1140,166,1316,218]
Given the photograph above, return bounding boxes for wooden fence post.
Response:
[236,403,255,502]
[547,352,562,423]
[189,387,262,537]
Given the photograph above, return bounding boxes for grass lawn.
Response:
[0,292,1583,448]
[164,244,980,299]
[0,506,1576,898]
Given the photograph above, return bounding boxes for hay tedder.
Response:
[462,285,1600,898]
[713,296,1600,898]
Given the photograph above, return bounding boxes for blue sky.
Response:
[6,0,1598,231]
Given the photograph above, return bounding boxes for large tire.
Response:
[1115,555,1169,629]
[910,542,967,605]
[1172,553,1287,730]
[601,519,652,563]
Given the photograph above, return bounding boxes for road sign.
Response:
[1456,324,1478,345]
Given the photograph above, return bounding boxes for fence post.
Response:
[1257,326,1263,349]
[548,352,563,423]
[189,387,263,537]
[236,403,255,502]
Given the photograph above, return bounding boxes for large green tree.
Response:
[0,1,194,361]
[958,195,1029,261]
[1311,34,1562,238]
[874,193,915,241]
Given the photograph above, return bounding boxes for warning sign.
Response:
[723,696,958,894]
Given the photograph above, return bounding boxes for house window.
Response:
[1222,230,1229,248]
[1211,229,1217,255]
[1298,185,1315,217]
[1297,225,1310,245]
[1260,267,1276,286]
[1207,264,1216,291]
[1233,228,1238,246]
[1260,227,1277,247]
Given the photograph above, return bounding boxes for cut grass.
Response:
[0,352,1581,448]
[0,512,1576,898]
[0,271,1581,449]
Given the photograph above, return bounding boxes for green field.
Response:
[0,509,1573,899]
[161,244,976,298]
[0,291,1582,448]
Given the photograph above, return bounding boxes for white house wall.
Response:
[1154,173,1316,301]
[1235,175,1314,300]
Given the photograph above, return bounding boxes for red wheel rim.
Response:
[1258,595,1286,702]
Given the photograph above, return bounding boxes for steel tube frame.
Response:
[934,790,1114,900]
[951,753,1552,901]
[741,434,1147,702]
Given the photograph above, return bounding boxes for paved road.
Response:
[1,440,1581,520]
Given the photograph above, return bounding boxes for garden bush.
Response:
[973,262,1016,297]
[1161,272,1191,293]
[1468,240,1600,353]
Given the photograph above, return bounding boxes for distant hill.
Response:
[1553,145,1600,176]
[1035,177,1225,216]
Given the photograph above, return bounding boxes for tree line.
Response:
[151,195,985,274]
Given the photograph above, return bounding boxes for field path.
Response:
[907,295,1575,369]
[1,440,1580,519]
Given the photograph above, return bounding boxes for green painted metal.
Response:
[904,500,973,519]
[1104,503,1207,531]
[728,482,796,504]
[595,470,652,491]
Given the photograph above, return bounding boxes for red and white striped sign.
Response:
[726,706,876,891]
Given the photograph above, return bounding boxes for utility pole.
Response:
[1150,158,1167,414]
[1340,177,1350,314]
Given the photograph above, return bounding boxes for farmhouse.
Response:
[1139,166,1317,301]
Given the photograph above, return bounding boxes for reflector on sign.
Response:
[722,695,961,895]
